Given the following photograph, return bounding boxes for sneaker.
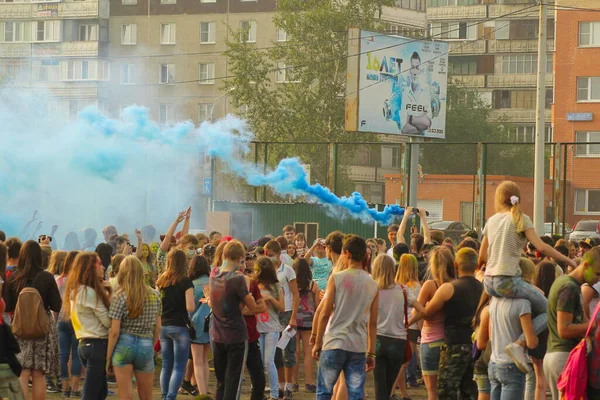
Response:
[305,384,316,393]
[505,343,532,373]
[292,384,299,392]
[180,381,199,396]
[283,389,293,400]
[61,391,71,398]
[71,391,82,398]
[279,389,284,399]
[107,376,117,385]
[47,383,61,393]
[107,389,115,396]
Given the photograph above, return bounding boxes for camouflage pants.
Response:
[437,343,477,400]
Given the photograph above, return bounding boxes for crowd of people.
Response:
[1,180,600,400]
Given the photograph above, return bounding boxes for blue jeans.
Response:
[78,339,108,400]
[488,362,526,400]
[484,276,548,339]
[317,349,366,400]
[58,320,81,379]
[112,333,155,373]
[160,325,190,400]
[259,332,279,399]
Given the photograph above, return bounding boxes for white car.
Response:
[569,220,600,242]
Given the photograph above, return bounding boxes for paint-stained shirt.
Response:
[109,289,162,338]
[70,286,110,340]
[311,257,332,291]
[547,275,584,353]
[323,268,378,353]
[210,270,249,344]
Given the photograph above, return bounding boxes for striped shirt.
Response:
[483,212,533,277]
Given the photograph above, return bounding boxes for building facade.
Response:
[0,0,110,117]
[553,0,600,225]
[427,0,553,142]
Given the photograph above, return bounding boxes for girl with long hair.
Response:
[95,243,113,279]
[3,240,62,400]
[47,250,67,277]
[473,291,492,400]
[109,254,126,292]
[55,250,82,397]
[212,241,227,269]
[393,254,423,399]
[372,254,425,400]
[525,260,558,400]
[106,256,161,400]
[294,233,309,258]
[156,249,195,400]
[478,181,576,371]
[135,229,157,288]
[293,258,320,392]
[64,252,111,400]
[418,246,455,400]
[255,257,285,400]
[188,255,212,395]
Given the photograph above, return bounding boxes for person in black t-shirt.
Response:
[422,248,483,400]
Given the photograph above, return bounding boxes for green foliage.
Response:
[223,0,393,191]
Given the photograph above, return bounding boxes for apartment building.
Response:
[553,0,600,225]
[427,0,554,143]
[0,0,110,117]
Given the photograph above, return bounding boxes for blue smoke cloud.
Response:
[0,90,403,240]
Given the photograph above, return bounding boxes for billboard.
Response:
[346,29,449,139]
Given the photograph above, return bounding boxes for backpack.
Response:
[557,302,600,400]
[12,274,50,340]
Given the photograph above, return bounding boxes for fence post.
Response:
[254,142,259,202]
[475,142,487,234]
[553,143,562,236]
[262,143,268,201]
[328,143,338,194]
[399,143,407,206]
[562,143,568,236]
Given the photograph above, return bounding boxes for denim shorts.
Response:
[474,374,491,394]
[420,339,444,375]
[112,333,155,373]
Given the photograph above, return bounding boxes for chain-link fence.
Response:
[206,140,598,236]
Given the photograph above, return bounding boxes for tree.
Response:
[223,0,393,194]
[419,79,539,178]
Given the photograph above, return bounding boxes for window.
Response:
[391,147,400,168]
[79,24,98,41]
[449,57,477,75]
[161,0,175,3]
[198,103,213,122]
[61,60,109,81]
[159,104,173,125]
[514,126,552,143]
[400,0,425,11]
[200,0,216,2]
[577,77,600,102]
[575,132,600,157]
[0,60,29,80]
[276,62,300,83]
[122,0,137,4]
[121,24,137,45]
[240,20,256,43]
[493,90,538,109]
[159,63,175,84]
[120,64,135,84]
[3,22,25,42]
[238,104,248,116]
[199,22,215,44]
[35,21,60,42]
[575,189,600,214]
[294,222,318,245]
[579,22,600,47]
[160,23,176,44]
[198,63,215,84]
[33,59,60,81]
[276,28,287,42]
[498,54,550,75]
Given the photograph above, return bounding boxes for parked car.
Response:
[429,221,472,244]
[568,220,600,242]
[543,223,571,240]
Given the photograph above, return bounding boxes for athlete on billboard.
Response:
[401,52,432,135]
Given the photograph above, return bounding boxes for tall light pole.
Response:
[533,2,547,234]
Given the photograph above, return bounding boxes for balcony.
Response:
[31,41,99,57]
[448,40,486,55]
[379,6,427,30]
[488,4,539,20]
[0,43,32,57]
[427,5,487,21]
[28,83,99,98]
[450,75,486,88]
[487,74,554,88]
[347,165,398,182]
[490,108,551,123]
[0,0,108,19]
[488,39,555,53]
